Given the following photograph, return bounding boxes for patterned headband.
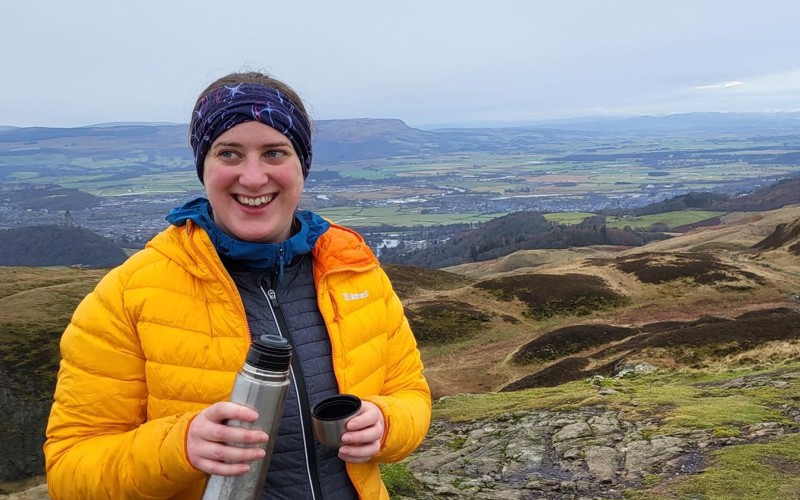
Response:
[189,83,312,183]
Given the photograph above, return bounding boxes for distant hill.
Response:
[0,119,439,174]
[4,112,798,174]
[719,177,800,211]
[538,111,800,135]
[0,225,127,268]
[617,177,800,214]
[751,216,800,254]
[87,121,182,128]
[1,185,101,211]
[314,118,439,162]
[601,191,730,217]
[0,124,176,144]
[596,181,800,232]
[384,211,666,269]
[386,176,800,269]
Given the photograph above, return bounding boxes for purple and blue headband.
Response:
[189,83,312,183]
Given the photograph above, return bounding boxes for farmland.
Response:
[2,113,800,242]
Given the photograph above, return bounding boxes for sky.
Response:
[2,0,799,129]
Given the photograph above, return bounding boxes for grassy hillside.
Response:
[4,204,800,496]
[0,267,107,398]
[3,206,800,401]
[412,204,800,397]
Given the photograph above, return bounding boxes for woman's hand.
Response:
[338,401,385,463]
[187,402,269,475]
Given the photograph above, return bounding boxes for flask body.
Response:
[202,335,292,500]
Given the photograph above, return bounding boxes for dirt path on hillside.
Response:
[424,330,531,397]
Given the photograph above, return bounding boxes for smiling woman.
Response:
[43,72,431,500]
[203,121,305,244]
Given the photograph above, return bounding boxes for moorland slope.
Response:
[3,205,800,498]
[404,204,800,397]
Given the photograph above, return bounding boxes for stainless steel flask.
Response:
[201,334,292,500]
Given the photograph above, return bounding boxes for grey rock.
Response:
[553,422,593,441]
[584,446,619,483]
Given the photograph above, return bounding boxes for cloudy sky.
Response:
[2,0,799,129]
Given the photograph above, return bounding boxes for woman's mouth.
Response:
[236,194,274,207]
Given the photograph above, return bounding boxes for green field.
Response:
[543,212,596,225]
[317,206,506,227]
[606,210,725,230]
[543,211,725,229]
[5,144,800,204]
[3,124,799,234]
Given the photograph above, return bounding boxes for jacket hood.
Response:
[146,220,379,283]
[312,223,379,278]
[146,222,224,282]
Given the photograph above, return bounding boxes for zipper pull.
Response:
[267,288,279,307]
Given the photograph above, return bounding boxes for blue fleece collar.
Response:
[166,198,330,276]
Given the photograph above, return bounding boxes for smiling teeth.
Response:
[237,194,273,206]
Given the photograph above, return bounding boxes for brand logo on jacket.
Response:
[343,291,369,301]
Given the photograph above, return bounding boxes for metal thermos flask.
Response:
[201,334,293,500]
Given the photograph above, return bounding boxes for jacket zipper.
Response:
[259,284,323,500]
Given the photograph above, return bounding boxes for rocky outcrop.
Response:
[399,370,800,499]
[0,485,48,500]
[4,370,799,499]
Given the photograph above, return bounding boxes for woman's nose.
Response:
[239,156,268,187]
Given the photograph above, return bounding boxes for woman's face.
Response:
[203,121,304,243]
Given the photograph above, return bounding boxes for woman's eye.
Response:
[266,150,286,158]
[219,150,237,159]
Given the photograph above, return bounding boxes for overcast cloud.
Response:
[1,0,799,128]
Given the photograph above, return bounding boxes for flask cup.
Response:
[311,394,362,448]
[202,335,293,500]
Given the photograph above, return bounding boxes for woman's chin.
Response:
[229,225,287,244]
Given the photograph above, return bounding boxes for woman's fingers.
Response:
[199,421,269,447]
[338,401,385,463]
[194,457,252,476]
[338,440,381,463]
[187,402,269,475]
[195,439,267,469]
[203,401,260,425]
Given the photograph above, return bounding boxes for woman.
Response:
[44,72,431,499]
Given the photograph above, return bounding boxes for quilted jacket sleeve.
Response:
[44,264,205,499]
[364,269,431,463]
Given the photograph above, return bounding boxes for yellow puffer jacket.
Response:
[44,220,431,500]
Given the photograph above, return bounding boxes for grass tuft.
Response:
[380,462,422,498]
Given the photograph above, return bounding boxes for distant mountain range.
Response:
[3,111,800,167]
[536,110,800,134]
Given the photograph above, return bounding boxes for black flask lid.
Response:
[245,334,292,371]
